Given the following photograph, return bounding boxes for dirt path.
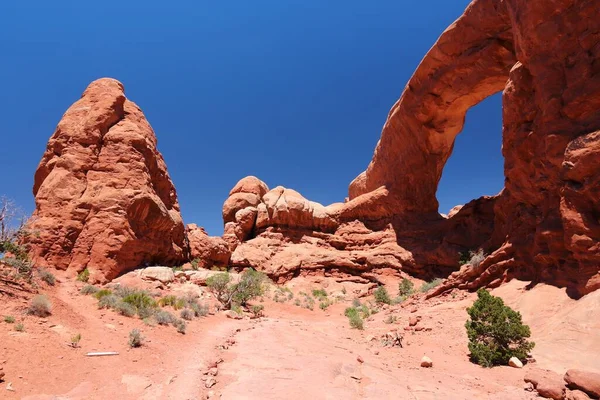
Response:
[213,304,534,400]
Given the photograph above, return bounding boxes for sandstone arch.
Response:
[348,0,516,218]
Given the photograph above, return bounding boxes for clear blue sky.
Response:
[0,0,504,235]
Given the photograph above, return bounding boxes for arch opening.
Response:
[436,93,504,217]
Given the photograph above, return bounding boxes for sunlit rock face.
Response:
[226,0,600,296]
[27,78,186,282]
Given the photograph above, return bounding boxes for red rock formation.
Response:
[224,0,600,296]
[349,0,600,297]
[187,224,230,269]
[26,78,186,281]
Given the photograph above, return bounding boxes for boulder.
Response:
[187,224,231,268]
[229,176,269,198]
[525,369,566,400]
[564,370,600,398]
[420,356,432,368]
[25,78,186,281]
[565,390,591,400]
[509,357,523,369]
[140,267,175,284]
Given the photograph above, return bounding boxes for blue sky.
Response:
[0,0,504,235]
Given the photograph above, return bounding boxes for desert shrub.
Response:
[4,315,15,323]
[115,301,136,317]
[298,292,315,310]
[312,289,327,300]
[112,285,136,298]
[174,319,186,334]
[420,278,444,293]
[155,310,176,326]
[137,305,155,319]
[374,286,391,305]
[459,249,486,268]
[351,298,361,308]
[180,308,194,321]
[98,294,119,309]
[465,289,535,367]
[3,257,33,279]
[398,278,414,297]
[233,269,267,306]
[231,304,243,315]
[344,307,364,330]
[458,251,471,266]
[70,333,81,348]
[80,285,99,295]
[189,302,209,317]
[94,289,113,300]
[468,249,486,268]
[77,268,90,283]
[384,315,397,324]
[15,323,24,332]
[158,295,178,307]
[38,269,56,286]
[190,258,200,270]
[122,290,157,310]
[207,269,267,309]
[29,294,51,317]
[206,272,232,304]
[319,298,333,310]
[250,304,264,318]
[128,328,143,348]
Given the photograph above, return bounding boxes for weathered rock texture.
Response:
[187,224,231,269]
[27,78,186,281]
[224,0,600,296]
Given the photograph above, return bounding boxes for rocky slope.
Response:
[26,78,186,282]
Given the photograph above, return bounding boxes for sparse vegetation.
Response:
[155,310,176,326]
[70,333,81,348]
[128,328,143,348]
[465,289,535,368]
[174,319,186,334]
[28,294,51,317]
[180,308,194,321]
[190,258,200,270]
[250,304,264,318]
[158,295,186,310]
[15,323,24,332]
[4,315,15,323]
[0,197,33,278]
[374,286,392,305]
[319,298,333,310]
[38,269,56,286]
[344,307,364,330]
[188,301,209,317]
[273,286,293,303]
[398,278,414,297]
[297,291,315,310]
[94,289,113,300]
[122,290,157,310]
[420,278,444,293]
[114,301,136,317]
[98,294,120,309]
[206,269,267,310]
[77,268,90,283]
[384,315,397,324]
[80,285,99,295]
[312,289,327,300]
[459,249,486,267]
